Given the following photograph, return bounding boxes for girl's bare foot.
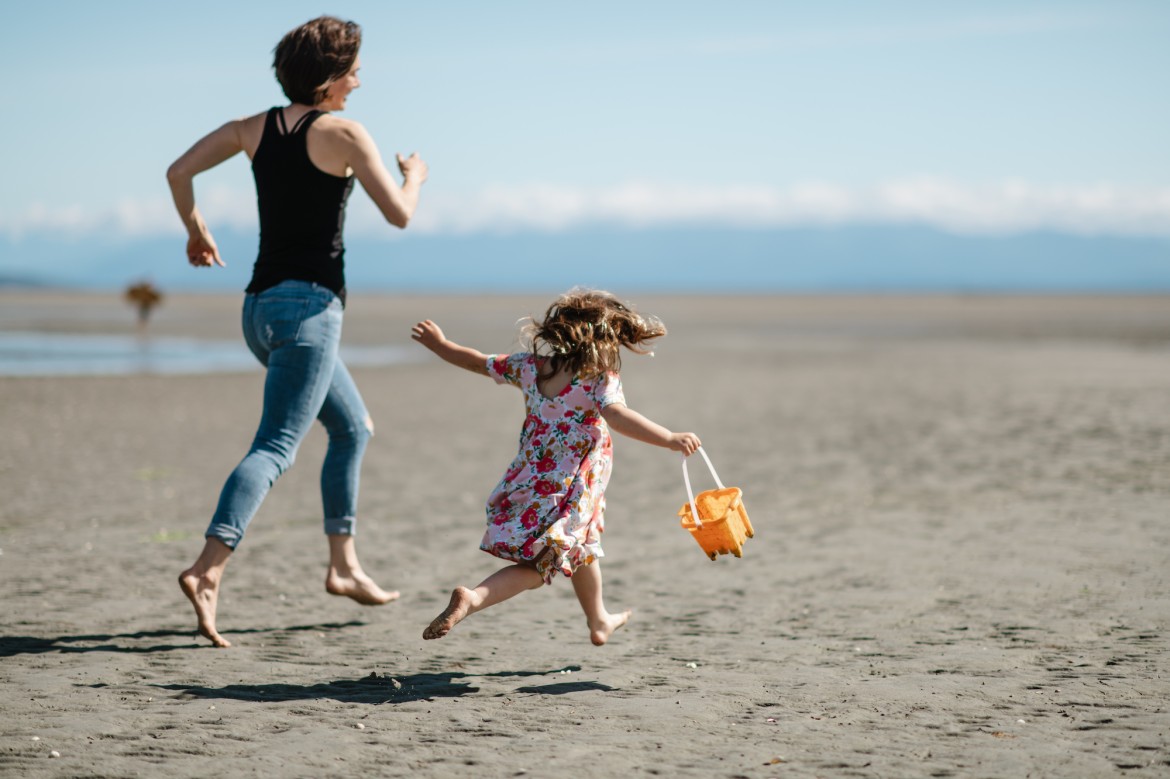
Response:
[589,609,632,646]
[423,587,475,640]
[178,569,231,648]
[325,569,400,605]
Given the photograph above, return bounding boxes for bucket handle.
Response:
[682,447,724,529]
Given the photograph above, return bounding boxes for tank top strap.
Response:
[262,107,283,138]
[291,109,323,135]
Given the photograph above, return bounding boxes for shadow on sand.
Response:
[513,681,618,695]
[155,666,596,705]
[0,621,369,657]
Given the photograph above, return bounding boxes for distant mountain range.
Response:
[2,225,1168,292]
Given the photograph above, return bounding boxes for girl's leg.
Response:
[316,359,395,604]
[423,563,544,640]
[570,560,631,646]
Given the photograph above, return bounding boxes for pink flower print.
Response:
[556,422,571,435]
[535,455,556,474]
[520,537,538,558]
[534,479,558,496]
[521,507,540,529]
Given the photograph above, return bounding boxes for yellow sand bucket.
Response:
[678,448,754,560]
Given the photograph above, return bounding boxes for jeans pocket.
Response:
[256,296,312,349]
[300,293,344,344]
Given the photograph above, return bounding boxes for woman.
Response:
[167,16,428,647]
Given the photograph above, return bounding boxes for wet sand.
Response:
[1,291,1169,777]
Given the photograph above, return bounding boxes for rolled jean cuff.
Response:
[325,516,356,536]
[206,524,244,550]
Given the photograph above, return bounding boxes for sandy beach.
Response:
[1,291,1168,778]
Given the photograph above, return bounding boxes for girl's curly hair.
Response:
[522,288,666,381]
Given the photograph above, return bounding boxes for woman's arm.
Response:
[601,403,701,455]
[411,320,489,375]
[343,121,428,228]
[166,120,248,267]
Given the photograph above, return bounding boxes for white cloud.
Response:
[395,178,1170,237]
[0,186,257,241]
[5,179,1170,241]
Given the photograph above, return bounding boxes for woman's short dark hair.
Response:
[273,16,362,106]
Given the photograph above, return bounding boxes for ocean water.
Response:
[6,226,1170,293]
[0,332,419,377]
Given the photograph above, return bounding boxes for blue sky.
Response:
[1,1,1168,260]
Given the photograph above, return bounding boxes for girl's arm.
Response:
[411,320,489,375]
[602,403,701,455]
[166,119,249,267]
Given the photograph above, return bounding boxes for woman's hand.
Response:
[397,152,428,184]
[669,432,702,456]
[186,225,224,267]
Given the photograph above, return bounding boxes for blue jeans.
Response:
[206,281,372,549]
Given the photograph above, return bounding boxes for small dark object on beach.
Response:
[125,281,164,327]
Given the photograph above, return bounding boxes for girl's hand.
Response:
[186,227,224,267]
[411,320,491,374]
[410,319,446,351]
[669,432,702,456]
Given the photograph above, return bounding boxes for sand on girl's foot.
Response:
[178,571,231,648]
[423,587,475,640]
[590,609,632,646]
[325,571,400,606]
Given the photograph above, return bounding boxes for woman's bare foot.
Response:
[178,569,231,648]
[325,570,400,605]
[589,609,632,646]
[423,587,475,640]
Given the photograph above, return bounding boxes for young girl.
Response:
[411,288,701,646]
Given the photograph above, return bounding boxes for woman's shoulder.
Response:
[232,111,274,156]
[229,109,275,129]
[311,113,369,142]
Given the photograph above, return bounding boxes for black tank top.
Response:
[246,107,355,303]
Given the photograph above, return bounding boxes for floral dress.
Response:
[483,352,626,583]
